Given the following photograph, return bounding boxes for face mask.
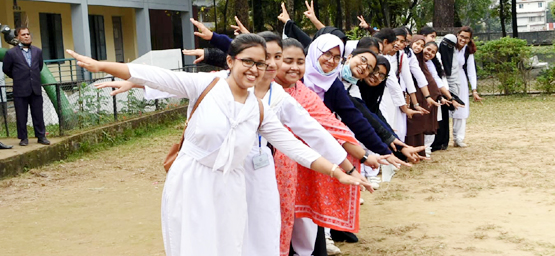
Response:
[341,61,359,85]
[316,61,335,76]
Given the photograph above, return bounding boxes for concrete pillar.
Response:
[71,2,92,80]
[135,7,152,57]
[181,11,195,65]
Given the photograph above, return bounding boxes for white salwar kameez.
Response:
[451,45,477,142]
[127,64,322,256]
[243,82,347,256]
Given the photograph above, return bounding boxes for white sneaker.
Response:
[368,176,382,183]
[326,237,341,255]
[370,182,380,190]
[359,198,364,205]
[381,165,396,182]
[454,139,467,148]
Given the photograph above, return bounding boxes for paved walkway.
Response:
[0,137,65,160]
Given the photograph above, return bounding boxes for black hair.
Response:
[257,31,283,49]
[373,28,396,44]
[356,37,382,51]
[403,27,412,36]
[282,38,304,52]
[424,41,444,77]
[15,26,29,36]
[393,27,407,37]
[419,26,436,36]
[227,34,267,57]
[350,48,377,60]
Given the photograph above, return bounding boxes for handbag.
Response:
[163,77,265,172]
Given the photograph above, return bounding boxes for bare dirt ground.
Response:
[2,96,555,256]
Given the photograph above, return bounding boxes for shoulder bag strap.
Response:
[177,76,221,149]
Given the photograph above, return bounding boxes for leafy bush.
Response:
[537,66,555,93]
[475,37,532,94]
[345,26,368,40]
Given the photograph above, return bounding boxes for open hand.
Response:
[182,49,205,64]
[190,18,214,41]
[66,49,103,73]
[95,81,139,96]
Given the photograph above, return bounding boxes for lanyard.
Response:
[258,85,272,154]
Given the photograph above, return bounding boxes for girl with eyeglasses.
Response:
[67,34,370,256]
[451,26,483,148]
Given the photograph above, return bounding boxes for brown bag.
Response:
[163,77,265,172]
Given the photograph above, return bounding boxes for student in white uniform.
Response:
[67,34,371,256]
[453,26,483,147]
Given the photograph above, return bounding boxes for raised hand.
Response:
[303,0,316,21]
[66,49,102,73]
[230,16,250,36]
[190,18,214,41]
[357,15,369,29]
[277,2,291,24]
[95,81,140,96]
[182,49,205,64]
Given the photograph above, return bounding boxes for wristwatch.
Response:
[424,95,431,99]
[360,152,369,164]
[347,166,356,175]
[414,103,420,107]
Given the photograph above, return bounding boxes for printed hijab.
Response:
[304,34,344,99]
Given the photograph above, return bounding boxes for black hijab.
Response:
[359,56,391,113]
[313,26,347,44]
[439,37,456,76]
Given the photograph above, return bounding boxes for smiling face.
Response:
[275,46,306,87]
[411,39,425,54]
[366,64,387,86]
[348,52,376,79]
[227,45,267,89]
[423,44,438,61]
[262,41,283,81]
[424,32,437,43]
[318,46,341,73]
[457,31,471,48]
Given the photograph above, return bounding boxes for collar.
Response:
[18,43,30,50]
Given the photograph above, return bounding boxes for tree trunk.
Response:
[433,0,454,28]
[253,0,263,32]
[314,0,320,20]
[512,0,518,37]
[345,0,351,30]
[223,0,229,33]
[335,0,343,29]
[378,0,390,27]
[500,0,507,37]
[235,0,249,30]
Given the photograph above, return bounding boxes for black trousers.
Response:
[431,104,450,151]
[14,93,46,140]
[289,226,327,256]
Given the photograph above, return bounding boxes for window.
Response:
[539,2,543,7]
[530,17,536,22]
[519,4,523,8]
[39,13,65,60]
[89,15,107,60]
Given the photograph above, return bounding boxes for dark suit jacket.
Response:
[2,45,44,97]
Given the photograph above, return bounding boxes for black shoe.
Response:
[19,139,28,146]
[330,230,359,243]
[0,142,12,149]
[38,137,50,145]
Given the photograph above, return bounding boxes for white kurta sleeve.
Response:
[258,103,321,169]
[279,97,347,165]
[426,60,444,89]
[408,51,428,88]
[386,72,407,107]
[467,54,478,90]
[400,53,417,94]
[127,63,216,99]
[144,87,178,100]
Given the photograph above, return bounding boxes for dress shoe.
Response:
[19,139,28,146]
[0,142,13,149]
[38,137,51,145]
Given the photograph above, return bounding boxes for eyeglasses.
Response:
[319,49,343,63]
[358,56,374,72]
[235,57,268,70]
[372,70,387,81]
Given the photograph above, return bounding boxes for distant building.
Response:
[0,0,195,63]
[516,0,554,32]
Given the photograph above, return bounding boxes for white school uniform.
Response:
[128,64,322,256]
[242,82,347,256]
[453,45,476,120]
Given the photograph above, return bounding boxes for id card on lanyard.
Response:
[253,85,272,170]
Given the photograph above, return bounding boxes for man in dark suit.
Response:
[2,27,50,146]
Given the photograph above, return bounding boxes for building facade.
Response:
[0,0,195,63]
[516,0,553,32]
